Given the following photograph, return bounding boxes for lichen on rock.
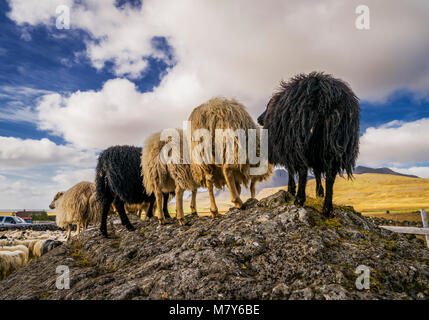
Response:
[0,191,427,300]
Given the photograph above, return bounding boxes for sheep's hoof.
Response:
[210,210,219,219]
[177,218,185,226]
[322,208,334,218]
[158,217,166,225]
[100,228,108,238]
[126,224,135,231]
[164,212,171,219]
[294,199,305,207]
[191,211,198,216]
[233,198,244,209]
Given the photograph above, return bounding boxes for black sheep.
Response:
[258,72,360,217]
[95,145,171,237]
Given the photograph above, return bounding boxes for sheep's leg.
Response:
[175,187,185,226]
[223,167,243,209]
[162,193,171,219]
[109,219,116,236]
[235,181,241,196]
[190,189,198,215]
[113,197,135,231]
[100,193,113,238]
[145,197,155,219]
[288,169,296,196]
[76,223,80,235]
[155,190,165,225]
[314,169,325,198]
[206,179,219,218]
[66,225,72,242]
[322,168,336,218]
[294,168,308,206]
[250,179,256,199]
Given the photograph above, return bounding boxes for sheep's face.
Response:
[257,110,266,126]
[258,95,278,127]
[49,192,64,209]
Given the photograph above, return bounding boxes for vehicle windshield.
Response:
[15,217,25,223]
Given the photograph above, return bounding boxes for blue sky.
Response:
[0,0,429,209]
[0,0,173,143]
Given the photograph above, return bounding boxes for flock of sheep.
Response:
[0,72,360,280]
[0,231,64,280]
[49,72,360,241]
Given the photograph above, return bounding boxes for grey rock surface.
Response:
[0,191,427,300]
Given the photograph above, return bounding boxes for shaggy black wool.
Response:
[95,145,170,237]
[258,72,360,216]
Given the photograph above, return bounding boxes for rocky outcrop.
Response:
[0,191,427,300]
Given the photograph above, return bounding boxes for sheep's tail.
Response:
[95,160,107,203]
[88,191,102,224]
[271,72,359,178]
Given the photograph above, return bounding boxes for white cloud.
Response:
[52,168,95,186]
[5,0,429,151]
[36,77,205,149]
[4,0,429,208]
[0,106,37,122]
[7,0,73,26]
[358,118,429,167]
[0,137,96,170]
[0,168,94,210]
[390,167,429,179]
[6,0,429,102]
[0,85,55,122]
[0,174,55,209]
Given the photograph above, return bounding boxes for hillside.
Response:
[256,174,429,212]
[353,166,419,179]
[306,173,429,212]
[0,191,427,300]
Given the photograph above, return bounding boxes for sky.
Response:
[0,0,429,209]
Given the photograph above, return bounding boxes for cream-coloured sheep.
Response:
[49,182,100,241]
[0,245,29,261]
[142,129,200,225]
[188,97,273,216]
[0,250,27,280]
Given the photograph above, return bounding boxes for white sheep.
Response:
[49,182,100,241]
[0,250,28,280]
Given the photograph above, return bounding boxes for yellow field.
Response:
[181,173,429,216]
[3,173,428,221]
[306,173,429,212]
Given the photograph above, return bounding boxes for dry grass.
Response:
[306,173,429,212]
[179,173,429,218]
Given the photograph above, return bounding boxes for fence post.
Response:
[420,209,429,248]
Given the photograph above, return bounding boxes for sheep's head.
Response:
[257,110,266,126]
[257,94,279,127]
[49,192,64,209]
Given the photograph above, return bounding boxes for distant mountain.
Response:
[353,166,419,178]
[254,168,289,193]
[185,166,420,210]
